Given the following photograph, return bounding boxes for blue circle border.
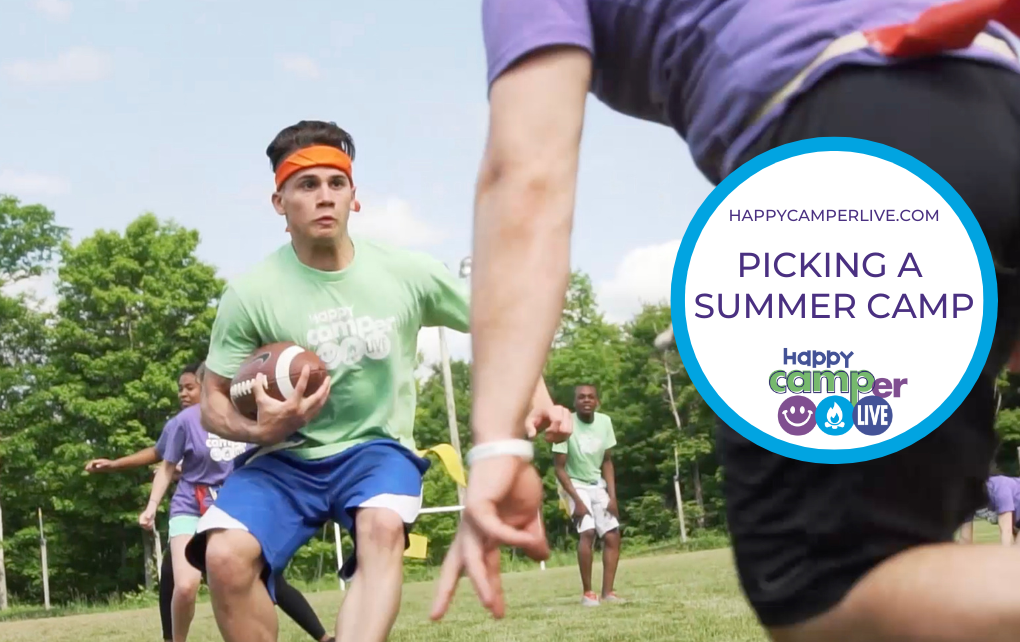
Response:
[670,137,998,464]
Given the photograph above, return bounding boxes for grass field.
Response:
[0,548,767,642]
[0,521,1000,642]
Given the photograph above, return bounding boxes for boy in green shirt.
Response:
[182,120,564,642]
[553,384,623,607]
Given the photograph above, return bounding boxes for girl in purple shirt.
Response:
[139,363,250,642]
[89,363,331,642]
[960,474,1020,546]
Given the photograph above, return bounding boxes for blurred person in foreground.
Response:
[432,1,1020,641]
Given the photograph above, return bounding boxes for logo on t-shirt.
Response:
[305,305,398,369]
[207,436,247,462]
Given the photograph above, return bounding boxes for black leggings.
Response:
[158,545,328,641]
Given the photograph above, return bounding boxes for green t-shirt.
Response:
[552,412,617,485]
[206,238,470,460]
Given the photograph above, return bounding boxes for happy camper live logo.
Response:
[772,349,902,438]
[672,140,997,464]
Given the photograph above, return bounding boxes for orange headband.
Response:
[274,145,360,212]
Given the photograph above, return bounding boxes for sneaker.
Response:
[581,591,600,607]
[602,592,625,604]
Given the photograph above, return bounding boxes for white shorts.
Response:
[564,479,620,537]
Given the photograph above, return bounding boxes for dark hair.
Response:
[266,120,357,172]
[574,384,598,394]
[180,362,203,379]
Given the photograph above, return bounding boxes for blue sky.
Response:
[1,0,714,362]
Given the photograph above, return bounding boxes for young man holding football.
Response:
[433,1,1020,641]
[184,120,568,642]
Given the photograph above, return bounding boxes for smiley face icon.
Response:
[777,396,817,436]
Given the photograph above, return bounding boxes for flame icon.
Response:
[825,402,844,430]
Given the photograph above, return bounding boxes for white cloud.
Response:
[415,326,471,380]
[33,0,72,20]
[348,196,446,248]
[597,239,681,322]
[0,170,69,197]
[2,274,58,313]
[276,54,321,80]
[2,47,111,85]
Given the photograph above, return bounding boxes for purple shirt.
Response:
[482,0,1020,184]
[987,475,1020,525]
[155,405,250,517]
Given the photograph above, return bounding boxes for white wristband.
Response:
[466,439,534,467]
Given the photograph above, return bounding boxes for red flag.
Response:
[866,0,1020,57]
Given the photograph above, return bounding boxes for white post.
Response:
[143,532,154,590]
[0,491,8,610]
[38,508,50,610]
[334,523,346,592]
[154,531,163,580]
[673,446,688,544]
[435,257,473,510]
[438,327,466,510]
[539,509,546,570]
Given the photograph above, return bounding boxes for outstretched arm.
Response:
[531,377,554,410]
[85,445,161,473]
[432,3,594,621]
[470,46,592,445]
[525,376,572,443]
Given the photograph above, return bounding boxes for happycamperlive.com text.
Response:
[729,208,939,223]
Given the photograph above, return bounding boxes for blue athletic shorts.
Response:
[183,439,430,601]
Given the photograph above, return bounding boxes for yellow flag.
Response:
[403,443,467,560]
[415,443,467,487]
[404,533,428,559]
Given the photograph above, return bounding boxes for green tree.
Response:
[0,196,68,607]
[545,271,625,406]
[0,195,67,414]
[603,304,718,537]
[0,195,68,288]
[993,365,1020,475]
[6,214,223,601]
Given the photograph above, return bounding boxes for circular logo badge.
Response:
[671,138,996,464]
[854,395,894,436]
[777,395,817,436]
[815,395,854,436]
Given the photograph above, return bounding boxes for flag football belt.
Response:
[751,0,1020,130]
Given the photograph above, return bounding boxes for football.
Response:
[229,341,329,421]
